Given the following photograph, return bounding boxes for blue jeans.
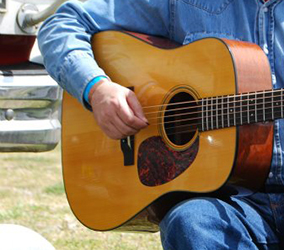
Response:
[160,192,283,250]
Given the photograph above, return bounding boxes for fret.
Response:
[196,100,203,132]
[255,92,257,123]
[248,93,256,124]
[215,97,219,129]
[280,89,284,118]
[227,96,230,127]
[222,96,229,127]
[206,97,209,131]
[217,96,222,129]
[273,90,282,120]
[272,90,274,120]
[221,95,224,128]
[228,95,234,127]
[247,94,250,124]
[201,98,204,131]
[233,95,236,126]
[263,91,266,121]
[207,97,212,130]
[256,91,264,122]
[198,88,284,132]
[264,90,273,121]
[241,93,248,124]
[235,95,241,125]
[211,97,214,130]
[240,93,243,125]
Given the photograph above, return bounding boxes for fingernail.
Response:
[143,118,149,124]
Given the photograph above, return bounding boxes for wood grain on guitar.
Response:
[62,31,273,232]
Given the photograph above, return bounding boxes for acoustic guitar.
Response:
[62,31,277,232]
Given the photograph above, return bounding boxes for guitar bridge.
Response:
[120,135,134,166]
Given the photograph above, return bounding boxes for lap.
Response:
[160,192,281,250]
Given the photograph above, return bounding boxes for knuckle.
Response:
[110,98,120,109]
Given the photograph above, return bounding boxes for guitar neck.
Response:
[198,88,284,131]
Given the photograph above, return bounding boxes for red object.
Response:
[0,34,36,65]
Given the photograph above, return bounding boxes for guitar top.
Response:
[62,31,273,232]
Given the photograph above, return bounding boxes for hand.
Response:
[89,78,148,140]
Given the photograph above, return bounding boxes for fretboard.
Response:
[198,88,284,132]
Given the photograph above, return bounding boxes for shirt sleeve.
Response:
[38,0,170,106]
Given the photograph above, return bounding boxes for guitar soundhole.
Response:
[164,92,198,146]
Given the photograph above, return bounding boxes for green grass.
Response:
[44,182,65,196]
[0,145,162,250]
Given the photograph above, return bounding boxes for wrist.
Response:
[84,76,109,104]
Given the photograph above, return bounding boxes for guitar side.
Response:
[62,31,272,231]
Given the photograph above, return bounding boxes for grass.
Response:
[0,145,162,250]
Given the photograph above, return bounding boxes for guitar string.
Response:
[144,98,284,124]
[142,89,283,115]
[123,108,272,141]
[163,112,276,137]
[123,90,283,140]
[123,109,275,141]
[142,88,283,110]
[143,92,282,116]
[146,105,282,128]
[145,98,281,121]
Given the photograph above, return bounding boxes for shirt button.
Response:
[268,172,274,178]
[263,7,268,12]
[263,45,269,55]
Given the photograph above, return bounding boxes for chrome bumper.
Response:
[0,70,62,152]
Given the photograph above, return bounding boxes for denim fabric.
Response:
[38,0,284,249]
[160,194,281,250]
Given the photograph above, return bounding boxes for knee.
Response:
[161,197,222,230]
[159,197,227,249]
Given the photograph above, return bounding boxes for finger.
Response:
[117,98,148,130]
[112,114,139,136]
[126,91,148,124]
[101,121,125,140]
[93,108,124,139]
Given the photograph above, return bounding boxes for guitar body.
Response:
[62,31,273,232]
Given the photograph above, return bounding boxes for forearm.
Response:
[38,0,170,107]
[38,0,106,104]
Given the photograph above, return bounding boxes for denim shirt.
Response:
[38,0,284,187]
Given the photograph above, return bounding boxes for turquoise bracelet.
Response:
[83,76,108,104]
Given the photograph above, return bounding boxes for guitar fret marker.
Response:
[162,88,284,133]
[227,96,230,127]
